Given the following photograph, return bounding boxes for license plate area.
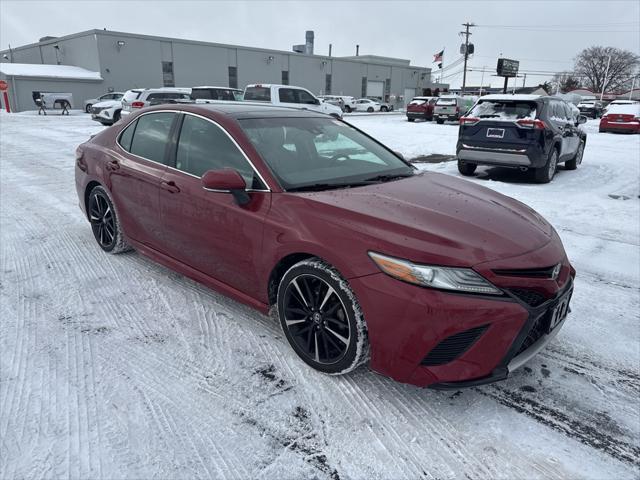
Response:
[547,289,572,333]
[486,128,505,139]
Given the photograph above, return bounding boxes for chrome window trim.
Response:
[115,109,271,192]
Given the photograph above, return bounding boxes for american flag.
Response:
[433,50,444,63]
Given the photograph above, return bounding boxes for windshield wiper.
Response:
[287,182,372,192]
[362,173,414,183]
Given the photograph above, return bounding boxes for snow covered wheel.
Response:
[277,258,369,375]
[85,104,92,113]
[458,161,477,176]
[565,141,584,171]
[534,148,558,184]
[88,185,131,254]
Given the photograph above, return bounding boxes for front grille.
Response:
[515,313,548,356]
[508,288,548,307]
[421,325,488,366]
[493,265,558,278]
[91,106,105,114]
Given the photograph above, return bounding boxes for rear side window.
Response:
[118,120,137,151]
[129,112,176,164]
[244,87,271,101]
[468,101,537,120]
[279,88,298,103]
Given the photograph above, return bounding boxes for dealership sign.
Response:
[497,58,519,77]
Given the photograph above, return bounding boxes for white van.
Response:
[244,84,343,118]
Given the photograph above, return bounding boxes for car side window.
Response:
[279,88,297,103]
[298,90,317,105]
[129,112,176,164]
[176,115,264,189]
[118,120,137,152]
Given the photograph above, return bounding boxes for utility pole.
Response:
[600,54,611,102]
[460,22,474,95]
[522,73,527,88]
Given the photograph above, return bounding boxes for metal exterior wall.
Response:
[0,30,440,111]
[1,76,102,112]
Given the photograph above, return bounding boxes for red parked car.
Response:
[75,104,575,388]
[599,103,640,133]
[406,96,438,122]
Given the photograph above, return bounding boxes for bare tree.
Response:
[550,71,581,93]
[574,46,639,93]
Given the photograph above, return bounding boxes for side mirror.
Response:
[202,169,250,205]
[314,98,321,105]
[577,115,587,125]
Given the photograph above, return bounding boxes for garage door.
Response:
[366,81,384,98]
[404,88,416,106]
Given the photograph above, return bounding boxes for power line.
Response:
[476,22,639,27]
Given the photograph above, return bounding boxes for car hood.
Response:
[93,100,121,108]
[298,172,553,267]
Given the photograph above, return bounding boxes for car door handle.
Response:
[105,159,120,171]
[160,180,180,193]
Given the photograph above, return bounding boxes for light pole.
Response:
[600,54,612,102]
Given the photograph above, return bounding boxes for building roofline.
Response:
[1,28,430,71]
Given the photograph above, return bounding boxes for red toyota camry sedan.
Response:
[75,104,575,388]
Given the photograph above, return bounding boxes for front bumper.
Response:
[91,108,116,125]
[349,242,574,388]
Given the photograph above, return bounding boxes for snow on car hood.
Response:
[299,172,553,266]
[92,99,122,108]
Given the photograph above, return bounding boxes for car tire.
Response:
[565,141,584,170]
[113,110,121,123]
[458,161,477,176]
[88,185,131,254]
[381,106,388,112]
[344,106,352,113]
[85,104,92,113]
[276,258,369,375]
[436,118,444,124]
[407,118,415,122]
[367,107,374,113]
[534,148,559,184]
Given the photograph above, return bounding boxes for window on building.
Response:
[282,70,289,85]
[361,77,367,98]
[161,61,175,87]
[129,112,176,164]
[325,74,332,95]
[228,66,238,89]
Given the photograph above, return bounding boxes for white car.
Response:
[353,98,392,112]
[90,99,123,125]
[84,92,124,113]
[121,87,191,117]
[318,95,357,113]
[243,84,343,118]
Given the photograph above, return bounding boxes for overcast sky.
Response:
[1,0,639,88]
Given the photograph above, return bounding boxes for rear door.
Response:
[109,112,178,248]
[459,99,541,151]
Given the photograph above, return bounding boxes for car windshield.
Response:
[468,100,537,120]
[239,117,414,191]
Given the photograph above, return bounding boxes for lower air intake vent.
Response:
[421,325,489,366]
[509,289,547,307]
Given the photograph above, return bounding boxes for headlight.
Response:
[368,252,502,295]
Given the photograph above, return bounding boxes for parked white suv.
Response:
[121,87,191,116]
[84,92,124,113]
[243,84,343,118]
[90,99,124,125]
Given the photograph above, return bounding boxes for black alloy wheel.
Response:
[282,274,351,365]
[89,189,116,250]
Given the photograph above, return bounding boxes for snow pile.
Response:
[0,63,102,80]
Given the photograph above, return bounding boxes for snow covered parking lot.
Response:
[1,111,638,479]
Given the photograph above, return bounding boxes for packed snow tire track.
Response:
[1,111,638,479]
